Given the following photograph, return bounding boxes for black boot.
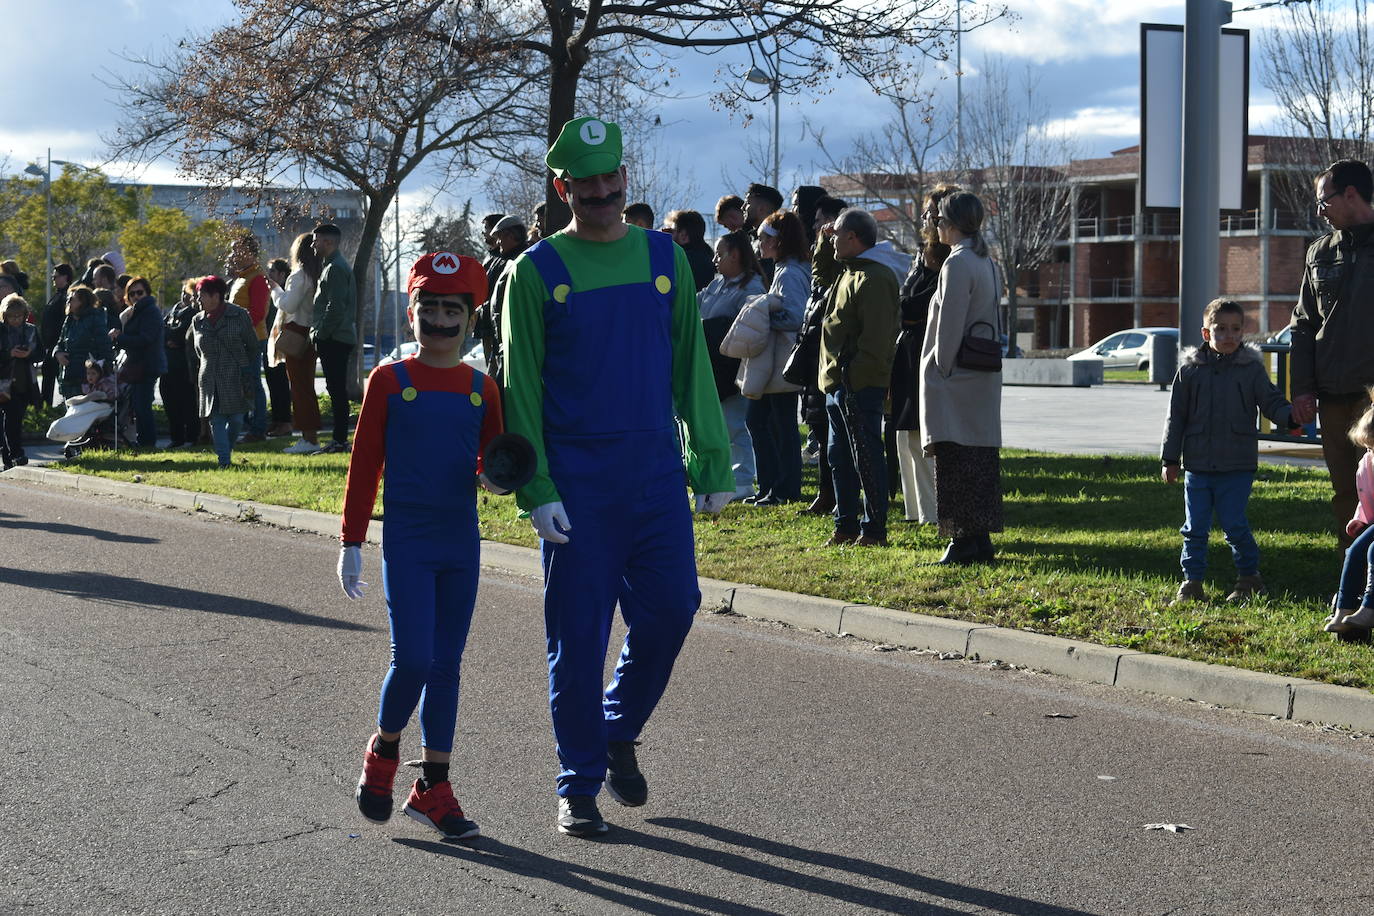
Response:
[975,532,996,563]
[937,537,981,566]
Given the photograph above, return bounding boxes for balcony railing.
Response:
[1066,208,1315,241]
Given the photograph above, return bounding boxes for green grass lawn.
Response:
[55,442,1370,688]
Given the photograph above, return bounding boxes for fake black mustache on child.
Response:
[420,319,464,338]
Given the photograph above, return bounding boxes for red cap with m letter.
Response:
[407,251,489,305]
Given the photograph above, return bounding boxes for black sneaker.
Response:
[557,795,609,837]
[605,740,647,807]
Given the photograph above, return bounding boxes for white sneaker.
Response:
[283,439,321,455]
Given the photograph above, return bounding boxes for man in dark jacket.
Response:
[667,209,715,291]
[480,216,528,383]
[40,263,73,406]
[310,223,357,453]
[1289,158,1374,538]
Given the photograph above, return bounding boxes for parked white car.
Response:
[1068,327,1179,371]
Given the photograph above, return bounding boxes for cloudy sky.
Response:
[3,0,1295,231]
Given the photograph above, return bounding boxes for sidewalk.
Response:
[6,460,1372,735]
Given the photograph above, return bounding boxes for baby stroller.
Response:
[49,400,116,459]
[48,372,130,460]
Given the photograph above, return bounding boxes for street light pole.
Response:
[24,150,52,304]
[744,60,781,189]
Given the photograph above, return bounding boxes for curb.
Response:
[8,464,1374,732]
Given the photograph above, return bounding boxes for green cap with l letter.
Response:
[545,117,623,179]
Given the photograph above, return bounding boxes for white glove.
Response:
[338,545,367,599]
[530,501,572,544]
[694,492,734,515]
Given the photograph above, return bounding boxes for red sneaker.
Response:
[355,742,399,823]
[404,780,480,841]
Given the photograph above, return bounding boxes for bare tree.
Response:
[809,79,952,248]
[107,0,535,389]
[960,58,1078,342]
[1258,0,1374,230]
[457,0,1007,223]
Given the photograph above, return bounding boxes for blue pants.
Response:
[127,378,157,448]
[746,392,801,501]
[1337,523,1374,609]
[208,412,244,467]
[378,511,479,753]
[826,386,888,539]
[720,394,755,495]
[542,440,700,797]
[1180,470,1258,580]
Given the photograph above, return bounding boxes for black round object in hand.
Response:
[482,433,537,493]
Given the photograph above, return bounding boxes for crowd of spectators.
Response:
[0,222,357,469]
[0,179,1006,563]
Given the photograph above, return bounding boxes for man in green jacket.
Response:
[818,207,901,547]
[310,223,356,453]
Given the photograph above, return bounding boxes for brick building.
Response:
[822,135,1322,350]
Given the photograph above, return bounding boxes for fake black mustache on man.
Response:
[574,188,624,209]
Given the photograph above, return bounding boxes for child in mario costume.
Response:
[342,250,504,842]
[501,116,734,837]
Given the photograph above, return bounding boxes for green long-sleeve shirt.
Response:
[500,228,732,511]
[312,250,357,346]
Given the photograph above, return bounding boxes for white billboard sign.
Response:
[1141,24,1249,211]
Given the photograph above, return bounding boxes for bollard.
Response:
[1149,332,1178,390]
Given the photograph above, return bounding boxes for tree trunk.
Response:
[543,56,583,231]
[1004,285,1019,356]
[348,193,391,399]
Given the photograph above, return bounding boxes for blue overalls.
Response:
[524,231,702,798]
[376,360,486,754]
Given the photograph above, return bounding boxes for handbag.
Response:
[956,320,1002,373]
[275,323,309,359]
[114,351,145,384]
[781,323,819,387]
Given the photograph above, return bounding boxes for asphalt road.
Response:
[4,480,1372,915]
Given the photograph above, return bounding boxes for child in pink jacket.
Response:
[1325,399,1374,634]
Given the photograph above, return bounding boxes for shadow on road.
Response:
[649,818,1100,916]
[397,820,1102,916]
[1,518,159,544]
[0,566,374,632]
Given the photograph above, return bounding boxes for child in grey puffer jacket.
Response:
[1160,298,1294,606]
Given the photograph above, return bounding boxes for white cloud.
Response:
[1038,106,1140,143]
[968,0,1184,64]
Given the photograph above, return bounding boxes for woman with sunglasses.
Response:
[109,275,166,449]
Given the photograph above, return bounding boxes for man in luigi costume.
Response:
[501,116,734,837]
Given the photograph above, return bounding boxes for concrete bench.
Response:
[1001,358,1102,387]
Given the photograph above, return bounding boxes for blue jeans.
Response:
[208,412,245,468]
[746,391,801,501]
[825,386,888,538]
[1337,523,1374,609]
[720,394,756,494]
[127,378,157,448]
[248,340,268,436]
[1180,470,1258,580]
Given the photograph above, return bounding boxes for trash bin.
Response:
[1149,332,1178,390]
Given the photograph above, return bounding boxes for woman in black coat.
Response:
[110,276,166,449]
[0,294,41,468]
[891,185,959,524]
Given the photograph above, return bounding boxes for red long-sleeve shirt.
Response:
[340,358,503,542]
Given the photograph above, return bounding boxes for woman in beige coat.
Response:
[918,191,1003,565]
